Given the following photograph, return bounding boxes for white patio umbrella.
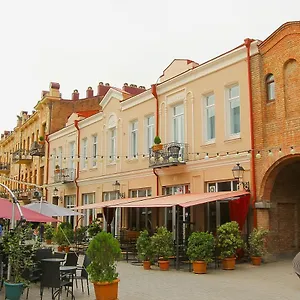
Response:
[24,201,83,217]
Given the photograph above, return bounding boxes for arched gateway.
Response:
[259,155,300,255]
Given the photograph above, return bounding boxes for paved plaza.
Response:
[0,259,299,299]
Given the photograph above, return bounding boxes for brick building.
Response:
[251,21,300,255]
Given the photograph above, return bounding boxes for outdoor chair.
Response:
[53,251,66,260]
[292,252,300,278]
[40,260,74,300]
[34,248,53,262]
[22,267,41,299]
[74,254,90,295]
[65,252,78,266]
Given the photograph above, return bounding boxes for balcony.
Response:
[12,149,32,164]
[149,142,188,168]
[54,168,76,184]
[0,163,10,174]
[29,141,45,157]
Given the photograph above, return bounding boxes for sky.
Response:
[0,0,299,133]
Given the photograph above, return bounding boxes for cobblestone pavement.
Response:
[0,259,299,299]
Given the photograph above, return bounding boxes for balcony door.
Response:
[172,104,184,143]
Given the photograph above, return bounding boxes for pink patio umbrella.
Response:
[0,197,58,223]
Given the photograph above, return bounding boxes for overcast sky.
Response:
[0,0,299,133]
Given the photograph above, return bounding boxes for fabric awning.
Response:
[0,198,58,223]
[74,196,162,210]
[111,191,250,208]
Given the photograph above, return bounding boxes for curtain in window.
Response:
[103,207,116,233]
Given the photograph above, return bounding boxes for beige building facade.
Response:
[47,41,259,234]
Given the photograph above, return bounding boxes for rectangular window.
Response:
[228,85,240,136]
[82,193,95,227]
[145,115,154,153]
[92,135,98,167]
[204,94,215,141]
[64,195,75,228]
[130,120,138,157]
[81,138,88,169]
[172,104,184,143]
[69,141,76,170]
[58,146,63,169]
[52,148,57,171]
[110,128,116,161]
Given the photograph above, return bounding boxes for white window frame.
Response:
[81,138,88,170]
[109,127,116,162]
[145,115,154,154]
[82,193,96,227]
[226,84,240,138]
[92,134,98,167]
[69,141,76,170]
[64,195,76,228]
[130,120,138,158]
[172,103,184,143]
[52,148,57,171]
[58,146,63,169]
[204,94,216,143]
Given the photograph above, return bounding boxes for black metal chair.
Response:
[65,252,78,266]
[22,267,41,299]
[35,248,53,261]
[74,254,90,295]
[40,260,74,300]
[53,252,66,260]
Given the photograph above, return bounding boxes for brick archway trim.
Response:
[259,154,300,201]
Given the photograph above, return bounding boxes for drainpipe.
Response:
[244,38,257,228]
[45,134,50,201]
[151,84,159,196]
[74,120,80,225]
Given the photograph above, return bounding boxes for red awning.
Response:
[111,191,250,208]
[0,198,58,223]
[74,196,163,210]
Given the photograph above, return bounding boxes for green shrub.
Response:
[216,221,243,259]
[151,226,173,261]
[75,226,88,243]
[88,220,102,238]
[153,136,161,145]
[44,225,54,240]
[247,228,269,257]
[136,230,153,261]
[87,231,121,283]
[187,231,215,263]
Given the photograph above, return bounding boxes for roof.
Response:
[76,110,100,118]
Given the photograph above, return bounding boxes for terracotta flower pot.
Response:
[46,239,52,245]
[222,257,236,270]
[251,256,262,266]
[152,144,163,152]
[143,261,151,270]
[57,246,64,252]
[93,279,120,300]
[64,246,70,253]
[159,260,169,271]
[193,261,207,274]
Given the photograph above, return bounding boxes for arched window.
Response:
[266,74,275,101]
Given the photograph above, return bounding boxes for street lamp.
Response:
[53,187,58,197]
[112,180,125,198]
[232,163,250,192]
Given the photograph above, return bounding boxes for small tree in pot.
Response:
[247,228,269,266]
[136,230,153,270]
[87,231,121,300]
[152,136,163,151]
[187,231,215,274]
[2,226,40,300]
[216,221,243,270]
[44,224,54,244]
[151,226,173,271]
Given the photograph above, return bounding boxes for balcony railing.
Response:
[29,141,45,157]
[54,168,76,184]
[0,163,10,174]
[12,149,32,164]
[149,142,188,168]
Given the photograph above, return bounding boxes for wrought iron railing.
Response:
[149,142,188,168]
[0,163,10,172]
[29,141,45,157]
[12,149,32,163]
[54,168,76,183]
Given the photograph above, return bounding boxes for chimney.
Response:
[122,83,146,96]
[49,82,60,97]
[97,82,111,96]
[41,90,49,98]
[72,89,79,100]
[86,86,94,98]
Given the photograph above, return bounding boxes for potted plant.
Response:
[187,231,215,274]
[152,136,163,152]
[38,136,45,144]
[151,226,173,271]
[44,224,54,244]
[247,228,269,266]
[87,231,121,300]
[74,226,88,244]
[216,221,243,270]
[136,230,153,270]
[2,226,39,300]
[54,227,67,252]
[88,220,102,238]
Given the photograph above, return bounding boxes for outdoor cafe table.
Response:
[42,258,65,263]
